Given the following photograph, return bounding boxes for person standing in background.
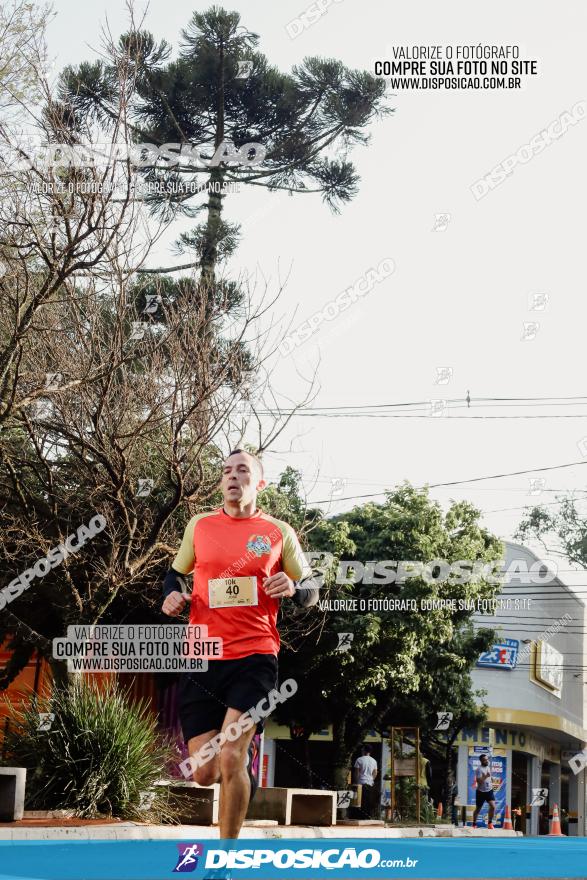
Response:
[353,745,378,819]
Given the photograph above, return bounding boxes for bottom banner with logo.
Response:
[0,838,587,879]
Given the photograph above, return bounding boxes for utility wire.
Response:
[308,460,587,505]
[259,394,587,415]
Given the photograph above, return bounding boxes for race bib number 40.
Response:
[208,576,258,609]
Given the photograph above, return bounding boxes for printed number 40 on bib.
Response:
[208,576,258,608]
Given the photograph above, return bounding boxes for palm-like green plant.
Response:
[2,677,178,820]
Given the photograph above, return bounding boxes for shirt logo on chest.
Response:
[246,534,272,557]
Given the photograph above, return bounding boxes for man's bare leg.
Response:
[218,708,257,839]
[187,730,221,787]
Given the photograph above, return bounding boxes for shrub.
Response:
[1,676,178,821]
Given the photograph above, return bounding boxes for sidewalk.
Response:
[0,818,522,840]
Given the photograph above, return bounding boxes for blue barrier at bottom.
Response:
[0,837,586,880]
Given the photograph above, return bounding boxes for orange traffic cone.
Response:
[547,804,566,837]
[502,806,513,830]
[437,801,443,819]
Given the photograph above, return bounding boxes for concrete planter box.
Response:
[246,787,336,826]
[0,768,27,821]
[164,781,220,825]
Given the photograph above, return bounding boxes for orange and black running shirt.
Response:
[171,508,312,660]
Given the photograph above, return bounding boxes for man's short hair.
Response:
[226,448,264,478]
[362,745,371,754]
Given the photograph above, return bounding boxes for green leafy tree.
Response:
[391,626,491,814]
[516,495,587,568]
[273,484,502,791]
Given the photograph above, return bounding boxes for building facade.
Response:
[456,541,587,835]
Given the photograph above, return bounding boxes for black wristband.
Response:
[163,567,189,599]
[291,577,320,608]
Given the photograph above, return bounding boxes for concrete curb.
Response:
[0,823,523,841]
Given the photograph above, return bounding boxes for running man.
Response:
[472,752,496,829]
[162,449,319,843]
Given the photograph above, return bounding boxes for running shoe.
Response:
[487,823,494,829]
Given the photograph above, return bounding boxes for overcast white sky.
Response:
[44,0,587,583]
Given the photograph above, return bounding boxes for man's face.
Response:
[221,452,265,506]
[480,755,489,766]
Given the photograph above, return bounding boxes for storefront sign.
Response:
[477,638,519,669]
[455,726,560,762]
[535,641,563,694]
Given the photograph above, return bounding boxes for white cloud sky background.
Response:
[43,0,587,584]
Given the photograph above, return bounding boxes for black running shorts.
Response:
[178,652,278,742]
[475,789,496,809]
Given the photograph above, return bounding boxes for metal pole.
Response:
[391,727,396,820]
[416,727,421,822]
